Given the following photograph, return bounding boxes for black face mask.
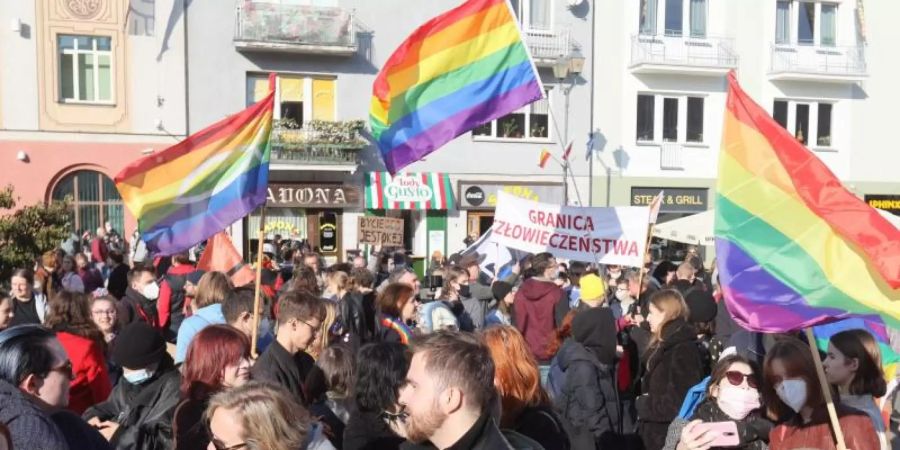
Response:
[458,284,471,298]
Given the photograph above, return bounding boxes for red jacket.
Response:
[157,264,195,331]
[514,278,565,362]
[90,238,107,264]
[56,331,111,414]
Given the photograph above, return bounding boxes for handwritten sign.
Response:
[358,217,404,246]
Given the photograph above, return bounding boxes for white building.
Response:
[592,0,899,260]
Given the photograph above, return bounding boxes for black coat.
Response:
[118,287,159,328]
[0,379,68,450]
[107,264,130,300]
[342,292,369,347]
[637,319,704,450]
[343,408,404,450]
[552,339,621,449]
[513,405,572,450]
[400,413,517,450]
[82,355,181,450]
[250,340,315,405]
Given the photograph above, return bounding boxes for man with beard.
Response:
[397,331,514,450]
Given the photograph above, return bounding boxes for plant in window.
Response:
[499,117,522,138]
[530,122,547,139]
[817,135,831,147]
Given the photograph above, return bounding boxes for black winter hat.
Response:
[685,290,717,323]
[111,322,166,369]
[491,281,513,302]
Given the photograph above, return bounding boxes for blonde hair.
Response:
[649,289,689,346]
[195,272,233,309]
[308,301,338,359]
[329,271,350,296]
[206,381,311,450]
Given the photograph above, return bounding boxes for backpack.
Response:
[417,300,458,333]
[677,376,711,419]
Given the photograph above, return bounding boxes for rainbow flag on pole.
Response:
[115,75,276,255]
[370,0,544,174]
[715,72,900,332]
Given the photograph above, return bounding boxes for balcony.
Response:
[270,120,367,171]
[524,28,577,67]
[629,34,738,75]
[769,44,867,83]
[660,142,684,170]
[233,1,357,56]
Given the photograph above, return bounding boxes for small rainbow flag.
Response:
[115,75,276,255]
[538,149,551,168]
[716,72,900,332]
[370,0,544,174]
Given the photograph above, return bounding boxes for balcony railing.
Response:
[769,44,867,80]
[660,142,684,170]
[234,1,356,56]
[630,34,738,73]
[270,120,367,167]
[524,28,575,66]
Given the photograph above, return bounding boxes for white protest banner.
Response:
[492,191,651,267]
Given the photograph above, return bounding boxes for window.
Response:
[687,97,704,142]
[797,2,815,45]
[472,90,550,140]
[59,35,113,103]
[776,1,791,44]
[509,0,552,31]
[246,74,336,126]
[51,170,124,236]
[773,100,788,128]
[640,0,658,35]
[636,95,655,141]
[795,103,810,144]
[777,2,838,46]
[689,0,706,38]
[817,103,832,146]
[820,4,836,46]
[663,98,678,142]
[664,0,683,36]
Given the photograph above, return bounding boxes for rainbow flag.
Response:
[813,318,900,381]
[370,0,544,174]
[115,75,276,255]
[715,72,900,333]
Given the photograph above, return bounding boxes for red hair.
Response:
[546,310,578,357]
[482,325,550,427]
[181,325,251,401]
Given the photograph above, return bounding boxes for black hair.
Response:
[0,325,58,386]
[128,265,156,285]
[222,288,261,324]
[354,342,410,412]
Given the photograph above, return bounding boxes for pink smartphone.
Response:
[694,421,740,447]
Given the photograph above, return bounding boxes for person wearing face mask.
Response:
[664,355,772,450]
[84,321,180,449]
[173,325,252,450]
[763,337,879,450]
[118,266,161,328]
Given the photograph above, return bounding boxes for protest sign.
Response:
[492,191,651,266]
[358,216,404,246]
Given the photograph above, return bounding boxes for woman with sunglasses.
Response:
[764,337,879,450]
[664,355,772,450]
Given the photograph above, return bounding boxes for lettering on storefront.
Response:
[266,184,361,208]
[384,175,434,203]
[865,195,900,216]
[458,182,564,210]
[631,187,708,213]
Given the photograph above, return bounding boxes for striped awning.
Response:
[365,172,454,210]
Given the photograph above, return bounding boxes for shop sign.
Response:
[358,216,405,246]
[458,182,565,210]
[865,195,900,216]
[266,183,361,208]
[364,172,454,210]
[631,187,708,213]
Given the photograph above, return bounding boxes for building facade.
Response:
[592,0,898,260]
[0,0,187,238]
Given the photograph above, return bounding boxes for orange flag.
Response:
[538,149,551,168]
[197,232,256,287]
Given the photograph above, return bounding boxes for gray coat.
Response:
[0,379,68,450]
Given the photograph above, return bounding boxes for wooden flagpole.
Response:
[803,327,848,450]
[250,204,267,359]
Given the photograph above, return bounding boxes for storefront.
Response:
[458,181,565,237]
[865,194,900,216]
[631,187,709,261]
[364,172,454,276]
[246,183,362,264]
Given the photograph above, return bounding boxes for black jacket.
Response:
[400,413,518,450]
[250,339,314,405]
[118,287,159,328]
[0,379,68,450]
[552,339,621,449]
[107,264,130,300]
[82,355,181,450]
[343,408,404,450]
[51,409,112,450]
[637,319,704,450]
[342,292,369,347]
[513,405,571,450]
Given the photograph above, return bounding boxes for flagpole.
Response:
[803,328,849,450]
[250,204,267,359]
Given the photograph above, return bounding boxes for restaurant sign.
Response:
[266,183,361,208]
[631,187,708,213]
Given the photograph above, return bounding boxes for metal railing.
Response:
[660,142,684,170]
[234,1,356,51]
[770,44,867,77]
[631,34,738,69]
[524,28,572,62]
[270,126,365,166]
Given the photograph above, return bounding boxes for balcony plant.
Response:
[272,119,368,150]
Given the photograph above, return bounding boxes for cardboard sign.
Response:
[358,216,404,246]
[492,191,651,267]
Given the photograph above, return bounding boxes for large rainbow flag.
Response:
[715,72,900,333]
[370,0,544,174]
[115,75,275,255]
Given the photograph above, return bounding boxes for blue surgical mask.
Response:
[123,368,154,385]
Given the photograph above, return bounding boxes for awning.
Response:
[365,172,454,210]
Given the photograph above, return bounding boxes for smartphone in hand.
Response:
[694,421,740,447]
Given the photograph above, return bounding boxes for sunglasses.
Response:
[724,370,758,389]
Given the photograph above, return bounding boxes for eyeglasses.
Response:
[299,319,321,334]
[50,361,74,380]
[379,409,409,423]
[724,370,758,389]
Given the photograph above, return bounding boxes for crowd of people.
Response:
[0,232,894,450]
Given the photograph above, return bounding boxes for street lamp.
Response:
[553,49,585,206]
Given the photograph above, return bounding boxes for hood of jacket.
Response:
[571,307,617,366]
[518,277,562,302]
[194,303,224,322]
[556,338,608,372]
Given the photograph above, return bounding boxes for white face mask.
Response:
[609,271,622,280]
[142,282,160,300]
[123,368,154,385]
[776,378,808,413]
[717,384,761,420]
[615,291,632,302]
